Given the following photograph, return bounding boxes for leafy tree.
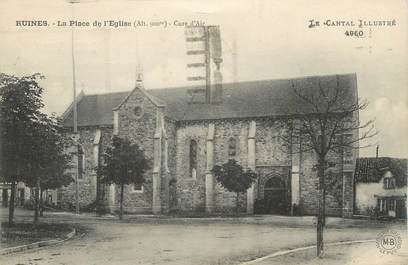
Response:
[212,159,257,213]
[278,75,376,257]
[0,73,44,225]
[99,136,150,220]
[24,113,73,223]
[0,73,73,225]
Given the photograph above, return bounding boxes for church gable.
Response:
[116,86,159,157]
[113,85,166,112]
[112,86,165,213]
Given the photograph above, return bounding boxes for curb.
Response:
[0,227,77,255]
[240,239,376,265]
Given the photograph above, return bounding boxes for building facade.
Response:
[1,182,29,208]
[59,73,359,217]
[354,157,407,219]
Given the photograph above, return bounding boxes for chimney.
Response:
[376,144,379,158]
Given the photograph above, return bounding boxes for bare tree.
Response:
[278,75,377,258]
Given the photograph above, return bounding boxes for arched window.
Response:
[77,145,85,179]
[189,140,197,179]
[228,138,237,157]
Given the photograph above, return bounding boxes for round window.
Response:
[133,105,144,118]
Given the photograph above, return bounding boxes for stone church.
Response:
[60,73,358,217]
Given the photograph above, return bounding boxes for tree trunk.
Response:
[119,183,124,220]
[39,189,44,217]
[34,179,40,226]
[316,195,324,258]
[95,173,106,216]
[8,181,16,226]
[236,192,239,214]
[96,174,101,215]
[316,157,326,258]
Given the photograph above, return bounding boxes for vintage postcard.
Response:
[0,0,407,265]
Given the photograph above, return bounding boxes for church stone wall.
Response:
[253,119,291,213]
[212,120,249,213]
[59,127,107,209]
[325,150,345,216]
[299,146,345,216]
[175,118,292,213]
[165,119,177,179]
[175,120,250,213]
[174,117,347,216]
[255,119,292,167]
[60,107,351,216]
[298,149,319,214]
[175,122,208,212]
[97,127,114,207]
[115,88,158,213]
[164,118,177,211]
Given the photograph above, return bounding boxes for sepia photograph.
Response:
[0,0,407,264]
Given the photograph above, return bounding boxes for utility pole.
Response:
[72,27,77,134]
[68,0,80,215]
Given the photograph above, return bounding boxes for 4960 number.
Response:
[344,30,364,37]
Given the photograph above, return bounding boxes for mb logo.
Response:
[376,230,402,254]
[382,236,396,248]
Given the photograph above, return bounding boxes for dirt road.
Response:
[0,210,404,265]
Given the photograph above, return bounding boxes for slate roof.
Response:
[62,73,357,127]
[355,157,407,187]
[62,91,129,127]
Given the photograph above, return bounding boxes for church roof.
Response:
[61,73,357,127]
[62,91,129,127]
[354,157,407,187]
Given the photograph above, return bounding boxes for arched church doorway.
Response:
[264,176,289,214]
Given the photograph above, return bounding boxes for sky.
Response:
[0,0,407,158]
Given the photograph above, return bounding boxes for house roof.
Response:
[62,73,357,127]
[355,157,407,187]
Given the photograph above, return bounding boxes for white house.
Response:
[354,157,407,219]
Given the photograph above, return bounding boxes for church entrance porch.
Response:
[254,166,291,215]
